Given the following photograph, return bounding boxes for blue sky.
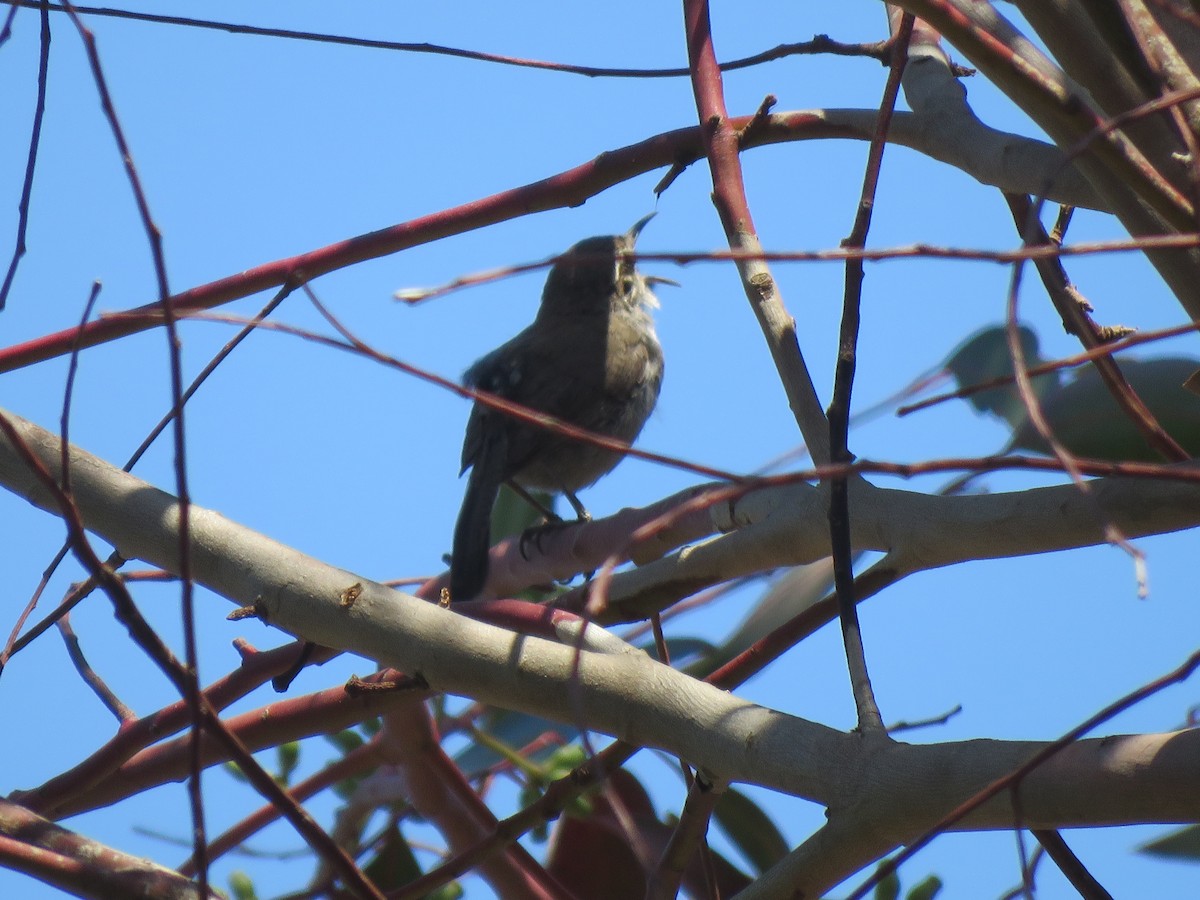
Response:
[1,2,1198,897]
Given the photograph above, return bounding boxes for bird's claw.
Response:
[518,516,565,561]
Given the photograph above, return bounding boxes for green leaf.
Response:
[491,483,554,542]
[223,760,249,784]
[541,743,589,782]
[276,741,300,785]
[228,870,257,900]
[712,787,788,873]
[453,709,578,776]
[325,728,366,755]
[362,824,423,893]
[331,773,363,801]
[873,865,901,900]
[1140,824,1200,861]
[906,874,943,900]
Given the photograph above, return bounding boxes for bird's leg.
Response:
[563,489,596,584]
[562,489,592,523]
[506,480,560,523]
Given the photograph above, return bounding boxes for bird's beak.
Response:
[644,275,680,288]
[627,212,657,243]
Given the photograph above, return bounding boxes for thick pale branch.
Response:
[1011,0,1190,178]
[571,472,1200,623]
[0,407,848,805]
[892,0,1192,226]
[889,0,1200,316]
[740,728,1200,898]
[1,408,1197,846]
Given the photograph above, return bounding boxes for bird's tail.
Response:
[450,431,507,601]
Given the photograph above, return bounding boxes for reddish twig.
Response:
[179,732,385,875]
[1004,192,1188,462]
[401,235,1200,302]
[897,320,1200,417]
[36,669,428,822]
[0,411,384,897]
[56,0,213,881]
[0,797,216,899]
[680,0,834,464]
[0,105,1151,375]
[6,219,1200,377]
[384,704,564,900]
[175,308,746,486]
[15,639,332,817]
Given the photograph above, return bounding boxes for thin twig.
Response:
[1002,222,1149,595]
[1,151,1194,375]
[0,0,49,311]
[886,704,963,735]
[57,613,135,723]
[646,775,726,900]
[684,0,832,462]
[0,1,890,77]
[999,847,1045,900]
[827,10,913,734]
[0,411,385,898]
[1032,829,1114,900]
[0,3,19,43]
[59,281,101,496]
[1004,192,1188,462]
[56,2,210,883]
[125,279,301,471]
[2,282,299,675]
[897,320,1200,418]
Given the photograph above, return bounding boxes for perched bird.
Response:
[943,324,1052,428]
[450,216,666,601]
[944,324,1200,460]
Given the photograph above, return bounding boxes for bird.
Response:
[450,215,666,601]
[943,324,1200,460]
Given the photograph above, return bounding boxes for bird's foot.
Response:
[518,509,592,561]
